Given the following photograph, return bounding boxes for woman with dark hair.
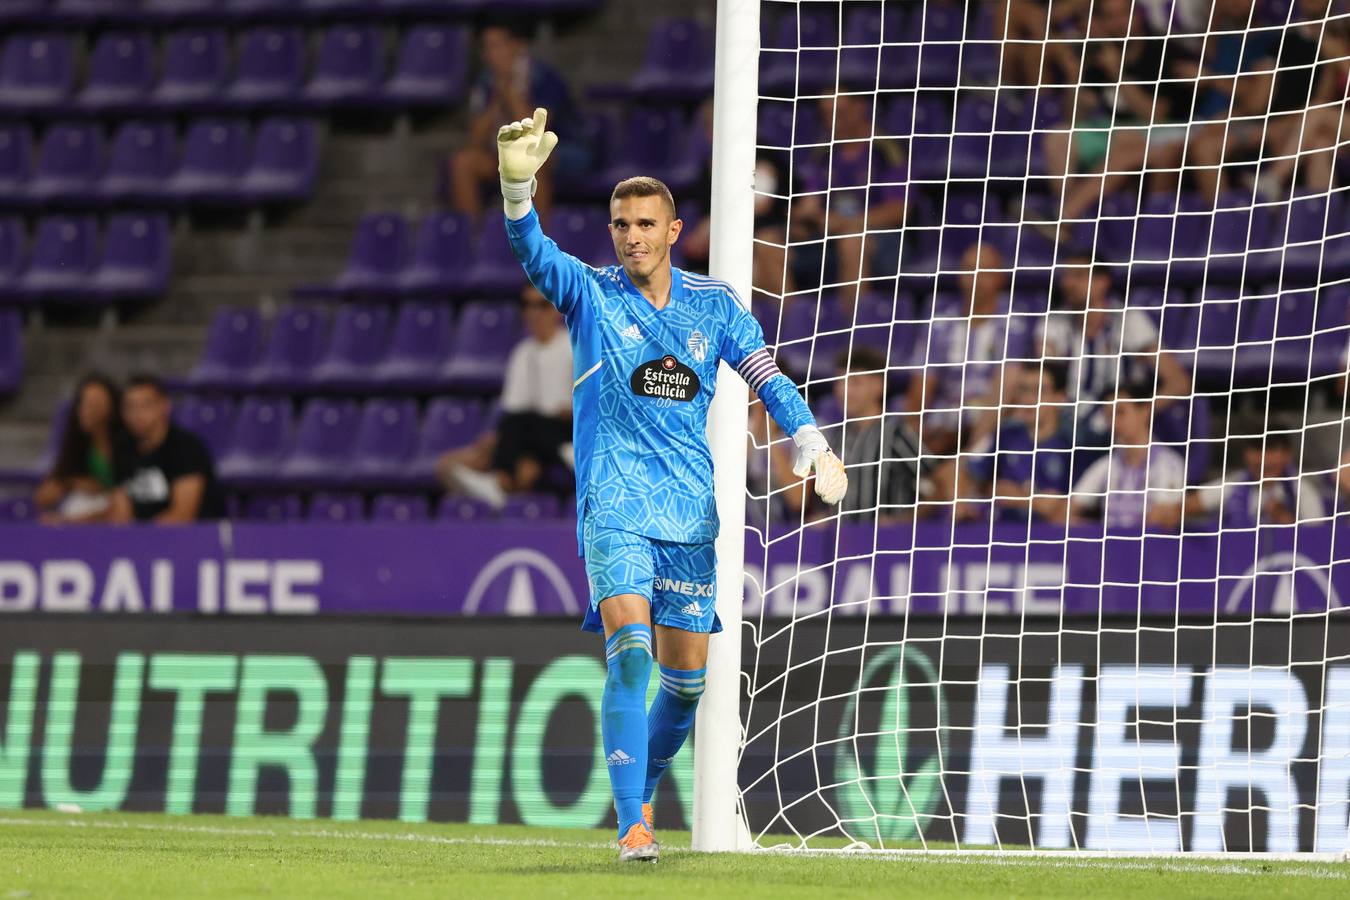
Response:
[34,374,130,524]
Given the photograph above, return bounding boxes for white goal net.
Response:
[728,0,1350,854]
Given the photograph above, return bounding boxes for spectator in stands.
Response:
[994,0,1086,87]
[1038,252,1191,449]
[751,152,793,298]
[34,374,131,525]
[961,363,1074,524]
[439,285,573,509]
[1039,0,1194,221]
[825,346,931,523]
[109,375,225,523]
[912,241,1018,455]
[1186,433,1328,528]
[448,20,582,220]
[746,402,809,525]
[674,99,715,274]
[1070,381,1187,531]
[790,91,907,309]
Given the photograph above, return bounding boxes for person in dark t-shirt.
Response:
[110,375,225,523]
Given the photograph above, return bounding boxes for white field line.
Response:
[0,816,1344,879]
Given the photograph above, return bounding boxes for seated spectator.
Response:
[1070,381,1186,532]
[109,375,225,523]
[34,373,131,524]
[913,242,1020,455]
[439,286,573,508]
[789,91,907,309]
[448,20,583,221]
[1038,252,1190,450]
[961,363,1074,524]
[1187,433,1328,528]
[1039,0,1195,221]
[826,346,931,523]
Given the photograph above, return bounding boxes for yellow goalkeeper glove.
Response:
[497,106,559,207]
[791,425,848,506]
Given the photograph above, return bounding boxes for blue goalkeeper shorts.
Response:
[580,519,722,635]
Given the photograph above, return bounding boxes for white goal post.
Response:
[697,0,1350,857]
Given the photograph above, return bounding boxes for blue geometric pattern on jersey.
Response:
[505,209,816,548]
[580,520,721,635]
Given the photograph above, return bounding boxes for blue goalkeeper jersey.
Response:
[505,208,816,547]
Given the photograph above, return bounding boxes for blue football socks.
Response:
[644,664,706,804]
[602,624,653,836]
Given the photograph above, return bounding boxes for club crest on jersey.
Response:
[687,330,709,362]
[631,355,699,402]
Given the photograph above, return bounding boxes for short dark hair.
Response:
[124,373,168,397]
[479,15,532,42]
[836,345,887,375]
[1114,377,1155,403]
[1041,362,1069,395]
[611,176,677,219]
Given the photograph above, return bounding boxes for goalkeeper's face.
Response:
[609,194,682,282]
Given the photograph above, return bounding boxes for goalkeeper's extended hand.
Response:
[791,425,848,506]
[497,106,558,210]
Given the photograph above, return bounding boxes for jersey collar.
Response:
[618,264,684,311]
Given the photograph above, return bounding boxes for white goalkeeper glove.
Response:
[791,425,848,506]
[497,106,558,217]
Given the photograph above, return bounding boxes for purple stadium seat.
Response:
[1126,193,1208,287]
[757,98,825,148]
[350,398,419,487]
[75,32,152,115]
[190,307,264,389]
[27,122,104,205]
[0,2,47,26]
[90,213,170,301]
[370,493,429,523]
[443,301,521,392]
[1280,189,1349,286]
[226,28,305,110]
[279,398,361,488]
[152,30,229,110]
[438,495,493,522]
[302,25,383,108]
[216,396,295,487]
[551,205,612,266]
[1237,289,1321,383]
[166,119,250,205]
[407,396,484,486]
[309,492,364,523]
[913,2,965,87]
[961,3,1002,85]
[243,493,304,522]
[238,117,317,204]
[759,4,840,95]
[1312,284,1350,376]
[0,310,23,393]
[19,215,99,303]
[372,301,454,391]
[0,218,25,302]
[98,120,176,205]
[626,19,713,101]
[0,125,33,203]
[0,34,74,114]
[501,493,561,520]
[1191,285,1243,387]
[338,213,407,298]
[251,304,330,390]
[600,108,703,194]
[1205,194,1269,284]
[463,215,525,296]
[384,25,468,106]
[174,394,236,458]
[397,211,471,297]
[310,303,391,390]
[224,0,304,17]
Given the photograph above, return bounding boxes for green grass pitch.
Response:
[0,809,1345,899]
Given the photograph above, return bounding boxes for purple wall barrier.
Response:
[1,519,1348,617]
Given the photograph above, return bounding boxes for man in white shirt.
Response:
[439,285,573,507]
[1071,382,1187,532]
[1186,432,1327,529]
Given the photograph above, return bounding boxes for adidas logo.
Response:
[680,600,703,616]
[619,323,643,341]
[607,749,637,766]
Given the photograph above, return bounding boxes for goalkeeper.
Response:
[498,108,846,862]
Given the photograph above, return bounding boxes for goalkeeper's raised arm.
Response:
[495,106,846,864]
